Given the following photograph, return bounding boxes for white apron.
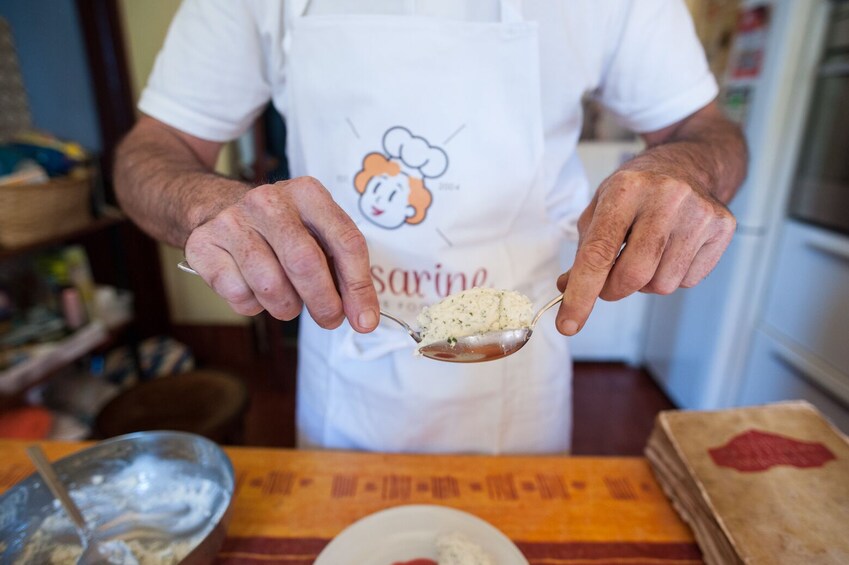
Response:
[280,0,572,454]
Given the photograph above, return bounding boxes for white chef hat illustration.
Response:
[382,126,449,179]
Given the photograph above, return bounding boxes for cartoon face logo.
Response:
[354,126,448,229]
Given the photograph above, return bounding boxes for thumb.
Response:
[556,270,570,293]
[554,270,575,336]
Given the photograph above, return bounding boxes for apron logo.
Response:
[353,126,448,229]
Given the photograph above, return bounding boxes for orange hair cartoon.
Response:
[354,152,433,225]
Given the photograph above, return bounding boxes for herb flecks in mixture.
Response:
[417,288,533,348]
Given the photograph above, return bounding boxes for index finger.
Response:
[557,204,635,335]
[294,184,379,333]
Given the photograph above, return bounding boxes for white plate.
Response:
[315,504,528,565]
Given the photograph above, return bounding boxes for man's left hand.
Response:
[555,101,746,336]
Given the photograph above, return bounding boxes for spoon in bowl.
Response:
[177,260,563,363]
[26,445,136,565]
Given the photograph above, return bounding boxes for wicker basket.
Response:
[0,173,92,248]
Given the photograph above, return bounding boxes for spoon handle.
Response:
[179,260,422,343]
[380,311,422,343]
[178,260,198,275]
[26,446,88,533]
[532,294,564,328]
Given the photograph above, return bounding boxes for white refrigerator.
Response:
[643,0,831,409]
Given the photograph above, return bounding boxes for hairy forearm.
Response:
[114,124,250,248]
[626,106,748,204]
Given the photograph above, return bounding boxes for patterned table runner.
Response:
[0,442,701,564]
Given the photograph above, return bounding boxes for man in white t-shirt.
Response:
[115,0,746,453]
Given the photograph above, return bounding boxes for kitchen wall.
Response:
[117,0,248,326]
[0,0,101,151]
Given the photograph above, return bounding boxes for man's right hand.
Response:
[115,117,378,333]
[184,177,379,332]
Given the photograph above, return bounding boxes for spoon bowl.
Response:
[412,294,563,363]
[418,327,532,362]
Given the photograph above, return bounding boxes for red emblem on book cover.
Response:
[708,429,836,472]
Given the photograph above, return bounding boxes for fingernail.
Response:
[358,309,378,330]
[560,319,579,335]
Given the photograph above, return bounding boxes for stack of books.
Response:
[646,401,849,565]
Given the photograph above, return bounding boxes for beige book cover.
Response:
[647,401,849,565]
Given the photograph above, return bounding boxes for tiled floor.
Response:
[232,347,676,455]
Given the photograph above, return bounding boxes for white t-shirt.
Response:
[140,0,717,232]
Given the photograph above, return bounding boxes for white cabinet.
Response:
[739,329,849,433]
[643,232,763,409]
[739,220,849,431]
[761,220,849,376]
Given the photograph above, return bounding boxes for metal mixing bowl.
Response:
[0,431,234,565]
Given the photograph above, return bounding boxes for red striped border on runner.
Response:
[215,537,702,564]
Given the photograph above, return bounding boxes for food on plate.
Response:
[417,287,533,347]
[391,532,495,565]
[436,531,496,564]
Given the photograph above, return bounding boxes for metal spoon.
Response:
[177,260,562,363]
[409,294,563,363]
[26,445,136,565]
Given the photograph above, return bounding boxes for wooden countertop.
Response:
[0,440,701,564]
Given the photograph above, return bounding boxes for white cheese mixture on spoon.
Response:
[416,287,534,348]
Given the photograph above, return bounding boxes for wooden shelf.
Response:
[0,213,126,262]
[1,322,105,395]
[0,320,133,399]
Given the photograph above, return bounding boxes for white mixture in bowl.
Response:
[417,288,534,347]
[16,455,226,565]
